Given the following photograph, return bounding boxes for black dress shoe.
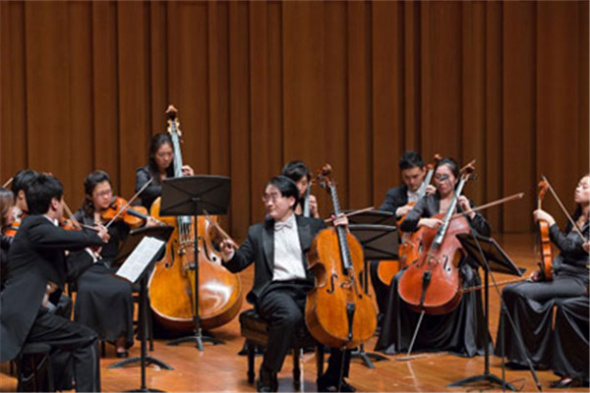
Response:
[317,375,356,392]
[257,368,278,392]
[550,378,583,389]
[116,350,129,358]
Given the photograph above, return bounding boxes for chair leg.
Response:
[316,345,325,376]
[293,348,302,389]
[247,341,256,384]
[100,341,106,357]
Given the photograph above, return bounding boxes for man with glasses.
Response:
[220,176,355,392]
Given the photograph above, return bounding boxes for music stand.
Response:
[110,225,174,392]
[347,215,398,369]
[109,225,174,371]
[159,175,231,351]
[447,233,524,391]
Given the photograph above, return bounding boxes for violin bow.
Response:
[63,199,97,231]
[323,206,375,223]
[450,193,525,220]
[104,177,154,228]
[2,177,13,188]
[541,175,586,240]
[203,210,238,249]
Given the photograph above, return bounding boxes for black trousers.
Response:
[26,307,101,392]
[256,280,351,380]
[495,274,587,368]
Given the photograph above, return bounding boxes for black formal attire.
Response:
[223,214,351,383]
[72,210,134,349]
[370,185,410,317]
[375,194,492,357]
[1,233,12,291]
[135,165,164,210]
[0,215,104,392]
[552,296,589,383]
[494,220,589,369]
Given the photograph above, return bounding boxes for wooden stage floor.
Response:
[1,234,588,392]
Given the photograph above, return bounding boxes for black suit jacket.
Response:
[223,215,326,305]
[0,215,103,361]
[379,185,409,218]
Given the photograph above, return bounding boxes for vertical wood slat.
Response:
[0,0,587,238]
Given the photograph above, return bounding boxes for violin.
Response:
[397,160,476,315]
[305,164,377,348]
[101,196,151,229]
[2,221,19,237]
[536,181,553,281]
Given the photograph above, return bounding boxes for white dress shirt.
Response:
[272,214,306,281]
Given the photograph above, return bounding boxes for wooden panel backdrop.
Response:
[1,0,588,240]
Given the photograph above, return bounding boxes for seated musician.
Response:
[135,133,194,209]
[72,170,156,358]
[375,157,491,356]
[495,174,589,388]
[0,173,108,392]
[219,176,354,393]
[371,151,435,317]
[10,169,38,222]
[0,187,15,291]
[282,160,319,218]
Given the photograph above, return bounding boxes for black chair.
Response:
[16,343,54,392]
[239,309,324,389]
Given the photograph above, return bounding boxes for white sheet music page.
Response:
[116,236,165,284]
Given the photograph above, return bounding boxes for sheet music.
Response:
[116,236,165,284]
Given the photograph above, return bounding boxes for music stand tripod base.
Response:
[166,326,224,351]
[109,355,174,370]
[351,344,388,369]
[447,373,517,391]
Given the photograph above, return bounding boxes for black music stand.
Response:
[447,233,524,391]
[110,225,174,392]
[159,175,231,351]
[347,214,398,369]
[109,225,174,371]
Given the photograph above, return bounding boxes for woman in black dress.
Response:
[495,174,589,388]
[135,133,194,210]
[72,170,137,357]
[375,158,491,357]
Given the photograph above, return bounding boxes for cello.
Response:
[148,106,242,332]
[397,161,476,315]
[376,154,441,286]
[305,164,377,349]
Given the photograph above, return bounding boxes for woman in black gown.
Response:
[495,174,589,388]
[135,133,194,210]
[72,170,137,357]
[375,158,491,357]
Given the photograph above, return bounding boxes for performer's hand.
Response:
[583,241,590,254]
[528,269,543,282]
[146,217,159,227]
[425,184,436,196]
[332,213,348,228]
[533,209,556,227]
[419,218,443,229]
[182,165,194,177]
[94,224,110,243]
[458,195,475,219]
[219,239,237,261]
[396,204,414,217]
[308,195,319,218]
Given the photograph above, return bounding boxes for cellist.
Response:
[375,157,491,356]
[219,176,355,393]
[281,160,320,218]
[495,174,589,388]
[371,151,435,318]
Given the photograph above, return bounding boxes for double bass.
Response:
[397,161,476,315]
[305,164,377,348]
[148,106,242,332]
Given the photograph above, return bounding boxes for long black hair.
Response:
[148,133,175,184]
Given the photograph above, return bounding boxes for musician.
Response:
[220,176,354,393]
[495,174,589,387]
[372,151,435,316]
[375,157,491,356]
[281,160,319,218]
[0,187,15,291]
[135,133,194,209]
[0,173,108,392]
[72,170,144,357]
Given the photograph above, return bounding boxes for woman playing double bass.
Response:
[375,157,491,356]
[135,132,194,210]
[495,174,589,388]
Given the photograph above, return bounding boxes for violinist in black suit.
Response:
[0,173,109,392]
[220,176,354,393]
